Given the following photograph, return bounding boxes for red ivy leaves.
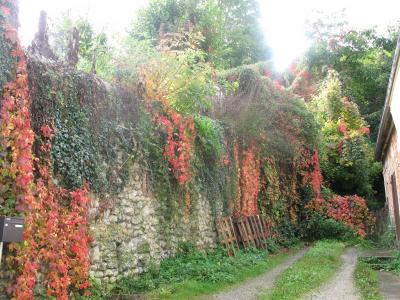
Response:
[234,142,261,217]
[289,63,314,100]
[153,108,195,186]
[310,149,323,202]
[13,125,92,299]
[302,150,374,237]
[1,5,11,16]
[0,55,34,216]
[1,4,91,298]
[41,124,53,138]
[0,3,37,297]
[323,195,374,238]
[358,126,370,135]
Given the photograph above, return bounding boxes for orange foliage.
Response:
[234,142,261,217]
[153,109,195,185]
[1,3,91,298]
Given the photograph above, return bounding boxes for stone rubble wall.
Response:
[89,165,219,284]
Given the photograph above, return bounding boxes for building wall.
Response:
[390,59,400,140]
[382,50,400,241]
[383,129,400,240]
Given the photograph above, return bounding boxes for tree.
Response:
[310,71,382,208]
[50,12,114,79]
[131,0,271,68]
[304,13,399,140]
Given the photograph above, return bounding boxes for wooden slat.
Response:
[237,217,256,249]
[250,215,265,249]
[228,217,239,249]
[260,217,271,240]
[217,217,238,256]
[218,215,273,254]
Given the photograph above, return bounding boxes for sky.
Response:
[19,0,400,71]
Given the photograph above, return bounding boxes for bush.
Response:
[389,252,400,274]
[265,239,280,253]
[301,213,355,241]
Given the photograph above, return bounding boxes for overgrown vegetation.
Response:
[33,0,386,236]
[260,240,345,300]
[300,213,356,241]
[309,70,382,208]
[1,0,398,297]
[0,0,16,95]
[361,254,400,276]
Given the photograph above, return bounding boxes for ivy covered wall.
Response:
[0,0,16,96]
[25,54,222,285]
[28,54,139,194]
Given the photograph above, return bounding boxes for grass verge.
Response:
[354,259,383,300]
[88,242,303,299]
[259,240,345,300]
[147,249,297,300]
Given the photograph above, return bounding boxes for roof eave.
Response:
[375,34,400,161]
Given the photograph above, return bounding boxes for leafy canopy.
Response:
[304,13,399,139]
[131,0,271,68]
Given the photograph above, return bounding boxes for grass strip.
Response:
[90,242,304,300]
[260,240,345,300]
[149,249,298,300]
[354,259,383,300]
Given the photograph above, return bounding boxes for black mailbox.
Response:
[0,216,24,243]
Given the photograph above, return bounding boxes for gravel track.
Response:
[302,247,360,300]
[203,248,308,300]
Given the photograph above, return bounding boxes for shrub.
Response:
[301,213,355,241]
[308,194,375,238]
[265,239,280,253]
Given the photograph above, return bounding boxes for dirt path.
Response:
[303,247,360,300]
[203,248,308,300]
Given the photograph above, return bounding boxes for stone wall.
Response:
[23,53,224,285]
[89,164,219,284]
[0,2,225,293]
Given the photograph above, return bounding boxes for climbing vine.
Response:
[0,1,91,297]
[0,0,34,217]
[11,125,91,299]
[152,108,195,186]
[302,148,375,238]
[233,142,261,217]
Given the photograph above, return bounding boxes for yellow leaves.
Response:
[7,122,15,131]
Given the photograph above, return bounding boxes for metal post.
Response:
[0,242,3,266]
